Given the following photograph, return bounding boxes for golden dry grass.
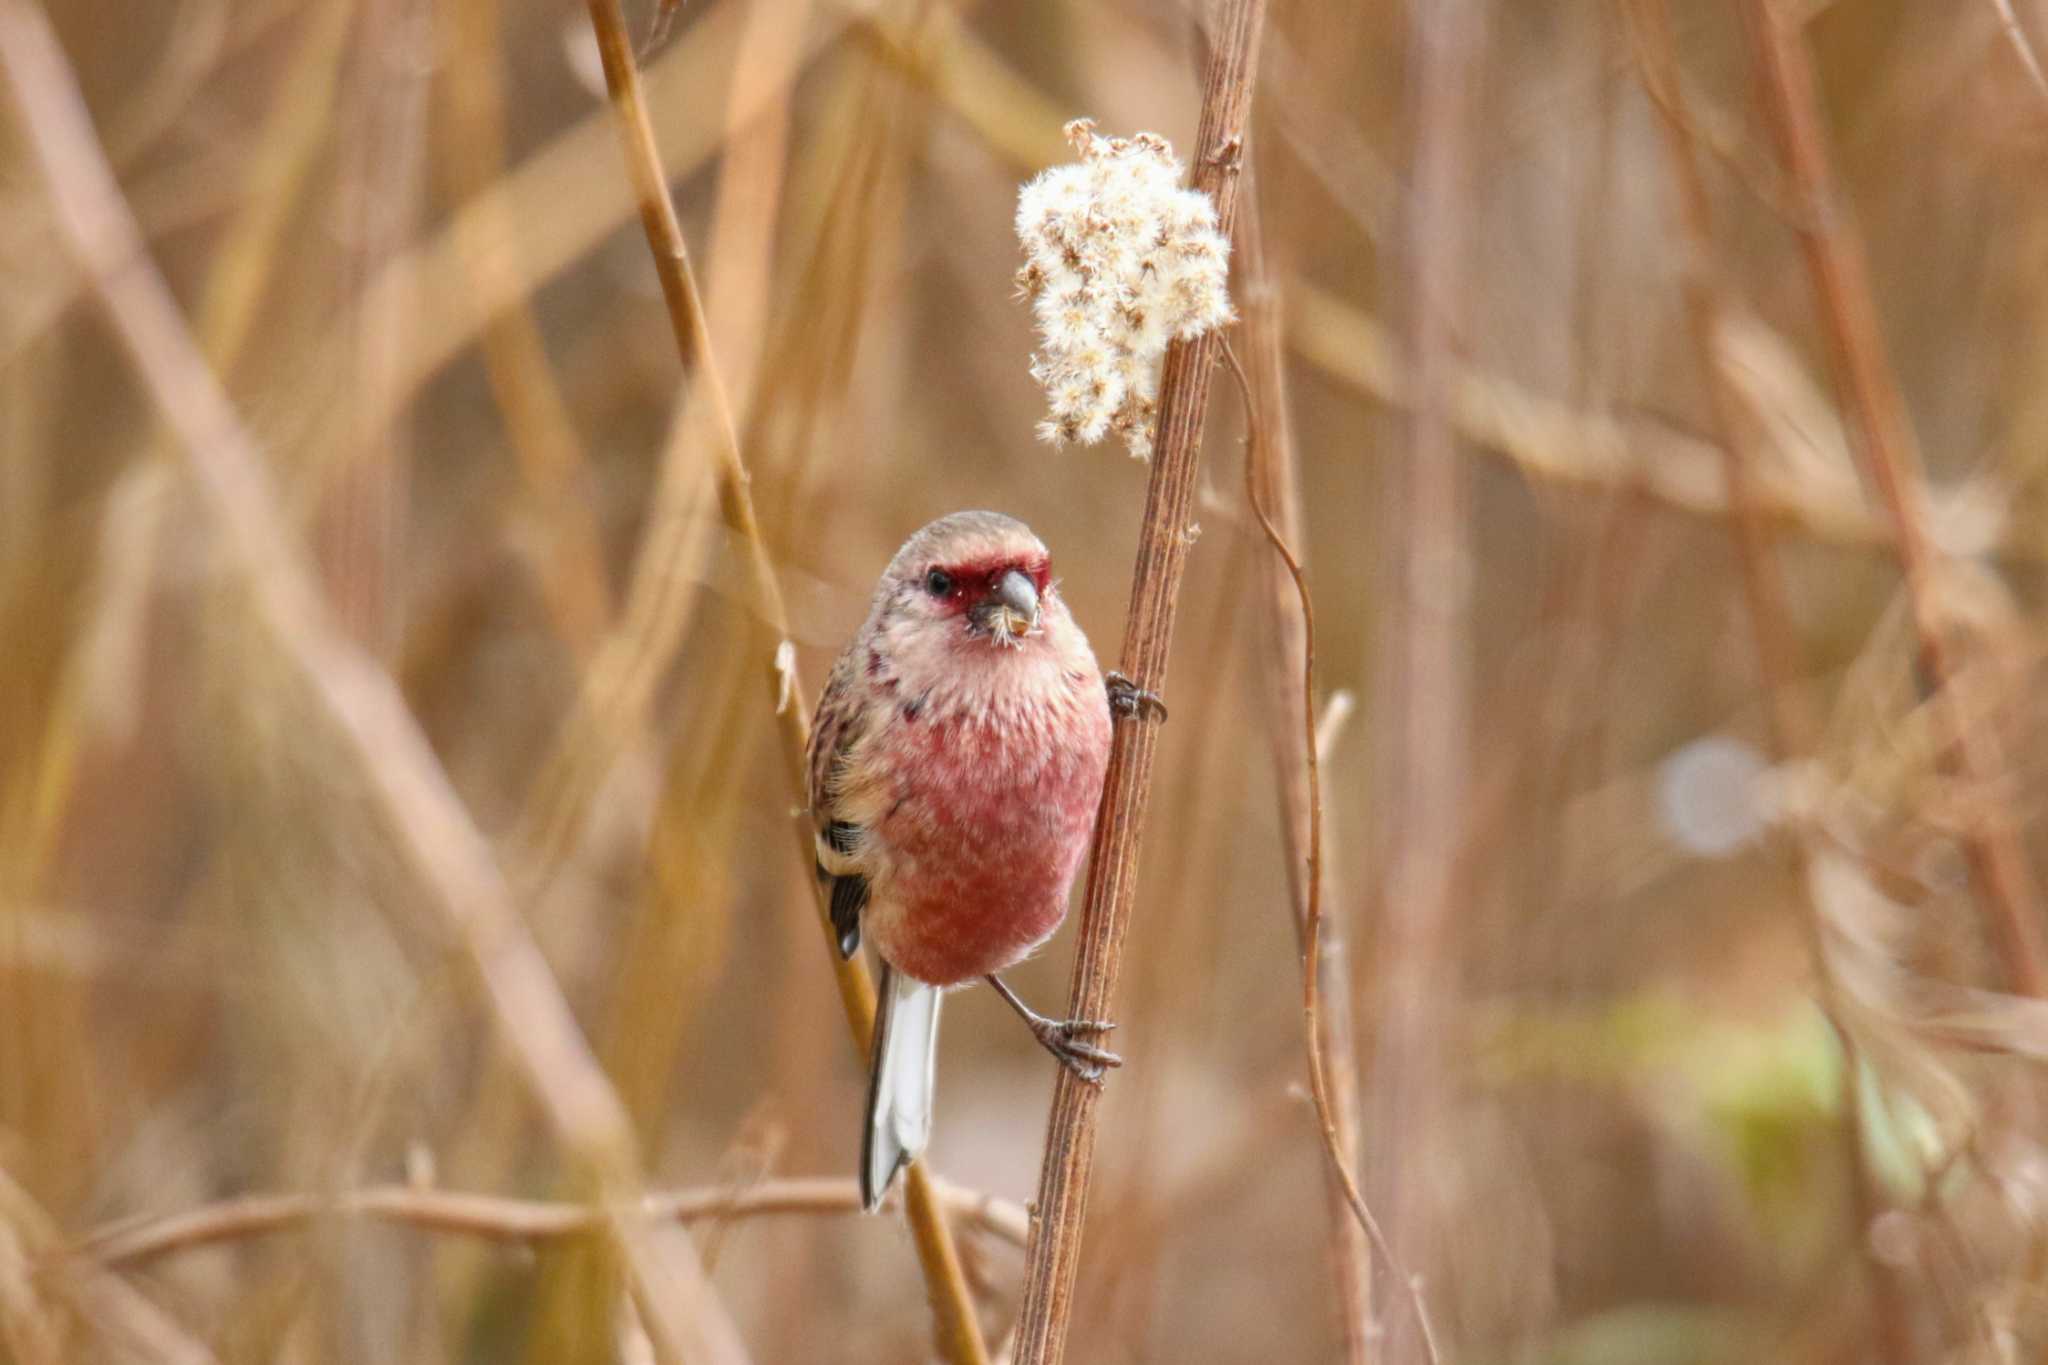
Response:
[4,0,2048,1361]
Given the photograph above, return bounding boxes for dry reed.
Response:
[1008,3,1267,1361]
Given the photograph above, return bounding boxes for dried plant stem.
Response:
[0,1165,217,1365]
[698,0,811,419]
[580,4,988,1361]
[1007,5,1267,1362]
[196,0,352,372]
[1740,0,2048,1000]
[1223,337,1441,1365]
[1372,4,1483,1360]
[1624,4,1914,1359]
[1989,0,2048,100]
[75,1176,1030,1269]
[0,7,746,1363]
[1235,191,1371,1364]
[1286,282,1943,555]
[506,337,721,884]
[435,0,614,661]
[323,0,428,651]
[1623,5,1816,757]
[0,1218,63,1365]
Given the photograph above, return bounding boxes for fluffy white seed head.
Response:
[1015,119,1234,460]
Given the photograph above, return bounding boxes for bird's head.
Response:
[886,511,1056,651]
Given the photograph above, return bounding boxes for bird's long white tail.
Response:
[861,963,942,1211]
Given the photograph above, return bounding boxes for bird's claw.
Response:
[1105,671,1168,723]
[1029,1016,1123,1085]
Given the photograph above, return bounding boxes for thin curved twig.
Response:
[75,1176,1030,1270]
[1236,174,1371,1361]
[1222,340,1443,1365]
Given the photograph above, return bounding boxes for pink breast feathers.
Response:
[864,688,1110,987]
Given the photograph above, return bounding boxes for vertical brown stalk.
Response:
[1008,3,1268,1361]
[1239,179,1373,1364]
[322,0,429,652]
[1371,2,1483,1360]
[195,0,353,374]
[1739,0,2048,999]
[579,3,988,1361]
[698,0,812,419]
[436,0,614,662]
[1624,4,1915,1359]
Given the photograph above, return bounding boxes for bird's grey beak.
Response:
[993,569,1038,623]
[971,569,1040,643]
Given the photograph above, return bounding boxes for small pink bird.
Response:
[808,511,1158,1209]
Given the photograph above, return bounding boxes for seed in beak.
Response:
[967,569,1041,642]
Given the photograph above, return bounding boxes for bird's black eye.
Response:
[924,569,953,597]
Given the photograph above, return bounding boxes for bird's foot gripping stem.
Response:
[1028,1015,1122,1085]
[986,975,1123,1085]
[1105,670,1168,723]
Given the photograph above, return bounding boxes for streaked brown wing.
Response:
[808,644,872,958]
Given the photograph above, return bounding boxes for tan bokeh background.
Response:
[4,0,2048,1360]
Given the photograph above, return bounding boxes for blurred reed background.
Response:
[4,0,2048,1360]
